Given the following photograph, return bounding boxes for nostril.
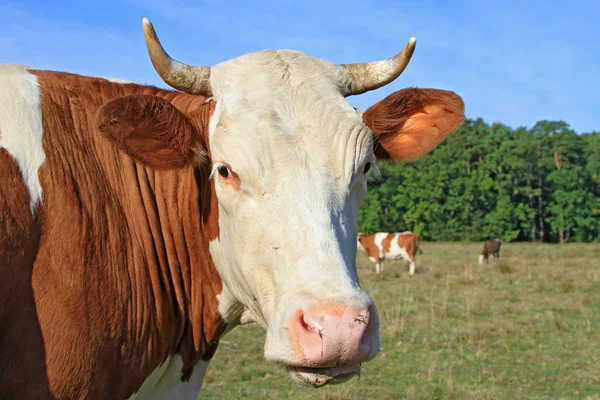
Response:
[299,313,313,331]
[354,310,370,326]
[359,307,376,340]
[301,312,324,333]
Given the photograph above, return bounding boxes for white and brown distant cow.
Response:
[478,238,502,264]
[0,18,464,399]
[357,232,421,276]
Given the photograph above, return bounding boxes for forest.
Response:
[358,119,600,243]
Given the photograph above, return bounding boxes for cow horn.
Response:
[340,37,416,96]
[142,18,212,97]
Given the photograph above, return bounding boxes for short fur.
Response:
[357,232,421,275]
[97,94,208,169]
[0,69,225,399]
[0,44,464,398]
[362,88,465,161]
[479,238,501,264]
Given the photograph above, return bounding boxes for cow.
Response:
[357,232,421,276]
[0,18,464,399]
[478,238,502,264]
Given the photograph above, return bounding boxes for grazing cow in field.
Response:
[357,232,421,276]
[478,238,502,264]
[0,18,464,399]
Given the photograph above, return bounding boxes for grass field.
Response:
[200,242,600,399]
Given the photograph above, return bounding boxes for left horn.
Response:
[142,18,212,97]
[340,37,416,96]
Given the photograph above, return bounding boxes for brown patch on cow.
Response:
[357,234,379,264]
[362,88,465,161]
[397,233,418,263]
[195,100,221,240]
[0,150,50,398]
[0,70,227,398]
[381,233,394,254]
[480,238,501,263]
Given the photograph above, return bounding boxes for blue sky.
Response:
[1,0,598,133]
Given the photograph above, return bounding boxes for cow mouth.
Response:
[288,364,361,388]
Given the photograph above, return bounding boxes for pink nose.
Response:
[289,305,374,367]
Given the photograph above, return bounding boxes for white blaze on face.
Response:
[0,64,46,211]
[205,50,378,363]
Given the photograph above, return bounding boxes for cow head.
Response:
[97,19,464,387]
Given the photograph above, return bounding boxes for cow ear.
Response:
[362,88,465,162]
[96,94,208,169]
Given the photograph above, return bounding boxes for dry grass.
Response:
[200,242,600,399]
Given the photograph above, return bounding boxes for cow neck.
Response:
[127,88,227,379]
[32,71,226,388]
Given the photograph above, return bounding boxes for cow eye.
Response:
[217,165,230,178]
[363,162,372,174]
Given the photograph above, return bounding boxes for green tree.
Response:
[358,119,599,243]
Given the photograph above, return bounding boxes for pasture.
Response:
[201,242,600,399]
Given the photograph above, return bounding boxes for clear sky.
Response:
[1,0,598,133]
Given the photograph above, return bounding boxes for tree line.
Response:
[358,119,600,243]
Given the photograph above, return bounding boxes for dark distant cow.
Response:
[478,238,501,264]
[357,232,421,276]
[0,18,464,399]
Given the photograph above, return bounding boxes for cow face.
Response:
[97,19,464,388]
[205,52,379,384]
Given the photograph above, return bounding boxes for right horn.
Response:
[340,37,416,96]
[142,18,212,97]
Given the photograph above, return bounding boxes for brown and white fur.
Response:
[0,23,463,399]
[357,232,421,276]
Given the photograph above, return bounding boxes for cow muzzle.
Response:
[266,302,379,387]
